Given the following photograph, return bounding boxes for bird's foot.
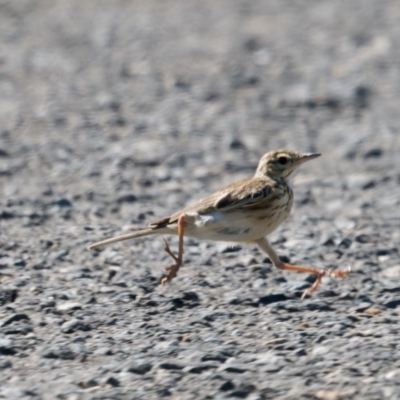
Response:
[161,238,181,285]
[300,266,352,299]
[161,263,180,285]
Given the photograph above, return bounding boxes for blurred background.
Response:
[1,1,400,398]
[1,0,399,194]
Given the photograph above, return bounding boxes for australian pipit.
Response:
[88,149,350,298]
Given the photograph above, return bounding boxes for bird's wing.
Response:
[149,177,276,228]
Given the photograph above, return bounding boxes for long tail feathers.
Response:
[87,228,155,250]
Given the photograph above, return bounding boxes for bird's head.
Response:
[255,149,321,179]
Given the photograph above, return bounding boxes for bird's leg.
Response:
[161,214,185,285]
[255,237,351,299]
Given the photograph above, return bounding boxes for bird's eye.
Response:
[278,156,288,165]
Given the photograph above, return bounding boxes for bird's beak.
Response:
[296,153,321,165]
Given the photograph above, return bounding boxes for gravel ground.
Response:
[1,1,400,399]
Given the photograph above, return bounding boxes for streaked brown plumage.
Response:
[88,149,350,298]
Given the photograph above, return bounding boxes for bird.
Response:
[87,149,350,298]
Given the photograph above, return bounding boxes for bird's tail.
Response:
[87,228,156,250]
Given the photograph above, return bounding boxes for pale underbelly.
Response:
[176,208,292,243]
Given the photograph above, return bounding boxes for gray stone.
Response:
[218,364,249,373]
[158,362,185,371]
[0,357,12,369]
[56,302,82,312]
[183,363,219,373]
[0,337,16,355]
[0,314,30,328]
[125,362,153,375]
[61,319,91,334]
